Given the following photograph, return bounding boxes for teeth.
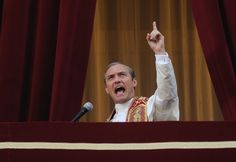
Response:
[115,85,123,90]
[115,86,125,94]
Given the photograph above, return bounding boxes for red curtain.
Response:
[190,0,236,120]
[0,0,96,121]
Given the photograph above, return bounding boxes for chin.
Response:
[114,98,129,104]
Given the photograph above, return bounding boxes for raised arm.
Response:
[146,21,179,121]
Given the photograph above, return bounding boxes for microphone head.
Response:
[83,102,93,111]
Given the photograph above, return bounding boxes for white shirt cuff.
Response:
[155,52,170,64]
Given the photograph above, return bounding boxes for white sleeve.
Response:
[147,53,179,121]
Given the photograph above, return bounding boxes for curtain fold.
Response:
[49,0,96,121]
[27,0,59,121]
[0,0,33,121]
[190,0,236,120]
[0,0,96,121]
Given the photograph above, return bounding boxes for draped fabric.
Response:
[190,0,236,120]
[82,0,223,122]
[0,0,226,122]
[0,0,96,121]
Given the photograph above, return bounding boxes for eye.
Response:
[106,75,114,81]
[119,72,127,77]
[119,72,127,76]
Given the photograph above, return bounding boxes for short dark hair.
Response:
[104,62,136,83]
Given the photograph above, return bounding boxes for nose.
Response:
[114,75,121,83]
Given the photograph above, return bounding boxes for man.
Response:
[104,21,179,122]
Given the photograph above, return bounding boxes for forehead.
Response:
[105,64,129,76]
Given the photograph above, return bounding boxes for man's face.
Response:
[104,64,137,104]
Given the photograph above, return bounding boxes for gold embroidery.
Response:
[107,97,149,122]
[126,97,148,122]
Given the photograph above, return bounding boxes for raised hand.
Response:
[146,21,165,54]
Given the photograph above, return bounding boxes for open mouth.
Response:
[115,86,125,95]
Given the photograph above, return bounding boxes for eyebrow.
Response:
[105,71,128,78]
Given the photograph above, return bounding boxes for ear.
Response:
[105,86,109,94]
[133,79,137,88]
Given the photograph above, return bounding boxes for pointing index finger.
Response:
[153,21,157,30]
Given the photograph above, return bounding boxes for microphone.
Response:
[71,102,93,122]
